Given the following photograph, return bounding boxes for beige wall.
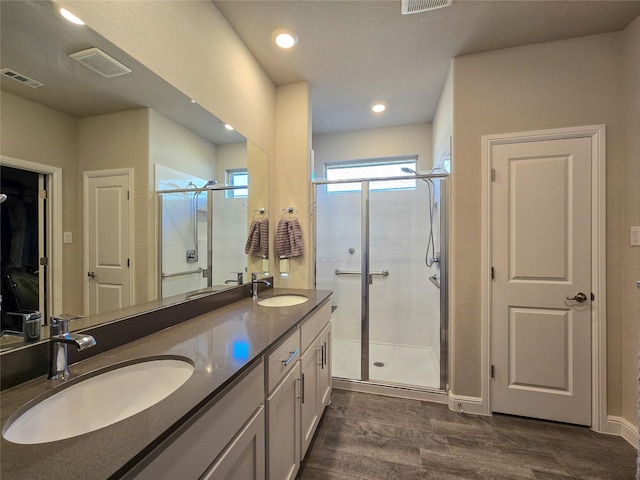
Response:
[313,123,433,177]
[60,0,276,158]
[150,109,217,184]
[0,91,82,314]
[78,108,151,305]
[451,32,627,420]
[274,82,312,288]
[621,15,640,427]
[432,64,454,171]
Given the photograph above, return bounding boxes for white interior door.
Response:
[491,136,592,426]
[85,170,132,315]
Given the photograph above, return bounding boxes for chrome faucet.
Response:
[225,272,244,285]
[48,315,96,380]
[250,272,271,300]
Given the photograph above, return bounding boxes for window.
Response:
[324,157,417,193]
[226,168,248,198]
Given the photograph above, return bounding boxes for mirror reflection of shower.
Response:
[186,180,218,263]
[401,168,440,277]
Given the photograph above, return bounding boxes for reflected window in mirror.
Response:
[226,168,248,198]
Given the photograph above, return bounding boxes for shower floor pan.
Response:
[332,338,440,389]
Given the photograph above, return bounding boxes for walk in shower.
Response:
[314,169,448,393]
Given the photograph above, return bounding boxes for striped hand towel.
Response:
[275,218,304,258]
[245,219,269,257]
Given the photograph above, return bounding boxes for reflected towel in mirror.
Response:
[245,219,269,258]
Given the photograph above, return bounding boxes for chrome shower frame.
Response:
[313,172,449,394]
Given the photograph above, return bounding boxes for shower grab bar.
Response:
[162,268,205,279]
[335,269,389,277]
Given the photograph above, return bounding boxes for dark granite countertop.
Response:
[0,288,332,480]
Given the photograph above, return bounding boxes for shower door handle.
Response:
[368,271,389,284]
[335,270,389,281]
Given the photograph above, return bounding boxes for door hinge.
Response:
[491,168,496,182]
[127,190,130,200]
[39,189,48,199]
[491,365,495,378]
[491,267,495,280]
[127,258,130,267]
[591,292,595,301]
[39,257,48,266]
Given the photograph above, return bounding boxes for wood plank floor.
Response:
[298,389,637,480]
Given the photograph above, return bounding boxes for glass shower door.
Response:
[315,184,361,381]
[368,179,442,389]
[315,176,447,391]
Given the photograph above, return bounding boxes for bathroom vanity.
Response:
[0,287,332,480]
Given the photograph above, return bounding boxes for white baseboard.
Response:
[604,416,639,449]
[447,392,487,416]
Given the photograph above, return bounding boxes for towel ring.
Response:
[253,208,267,220]
[281,207,298,218]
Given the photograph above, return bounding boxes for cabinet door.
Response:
[300,340,320,455]
[318,323,332,408]
[202,407,265,480]
[266,363,301,480]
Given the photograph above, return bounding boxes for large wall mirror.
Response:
[0,0,269,352]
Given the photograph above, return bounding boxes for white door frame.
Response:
[481,125,607,432]
[0,155,63,316]
[83,168,135,315]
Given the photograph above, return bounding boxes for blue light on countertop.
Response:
[232,340,250,361]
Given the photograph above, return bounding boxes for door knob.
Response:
[566,292,588,303]
[87,271,96,278]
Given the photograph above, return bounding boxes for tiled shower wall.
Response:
[316,179,442,353]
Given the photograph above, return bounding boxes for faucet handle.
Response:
[50,314,83,334]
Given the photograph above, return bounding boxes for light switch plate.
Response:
[63,232,72,244]
[631,226,640,246]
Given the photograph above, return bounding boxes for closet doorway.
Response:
[0,165,47,331]
[314,169,449,396]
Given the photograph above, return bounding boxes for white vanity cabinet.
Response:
[128,361,265,480]
[265,329,302,480]
[299,302,332,457]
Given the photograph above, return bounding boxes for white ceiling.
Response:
[215,0,640,134]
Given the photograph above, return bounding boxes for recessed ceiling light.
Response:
[190,99,197,104]
[224,124,234,131]
[59,8,85,25]
[371,103,386,113]
[272,28,299,49]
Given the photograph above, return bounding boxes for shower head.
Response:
[401,167,431,184]
[202,180,218,188]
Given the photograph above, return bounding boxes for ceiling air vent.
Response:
[401,0,453,15]
[1,68,44,88]
[70,47,131,78]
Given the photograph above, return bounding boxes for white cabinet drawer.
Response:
[266,329,300,393]
[300,301,331,354]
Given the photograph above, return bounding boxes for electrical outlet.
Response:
[631,226,640,246]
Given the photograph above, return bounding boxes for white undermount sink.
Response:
[257,294,309,307]
[3,357,194,444]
